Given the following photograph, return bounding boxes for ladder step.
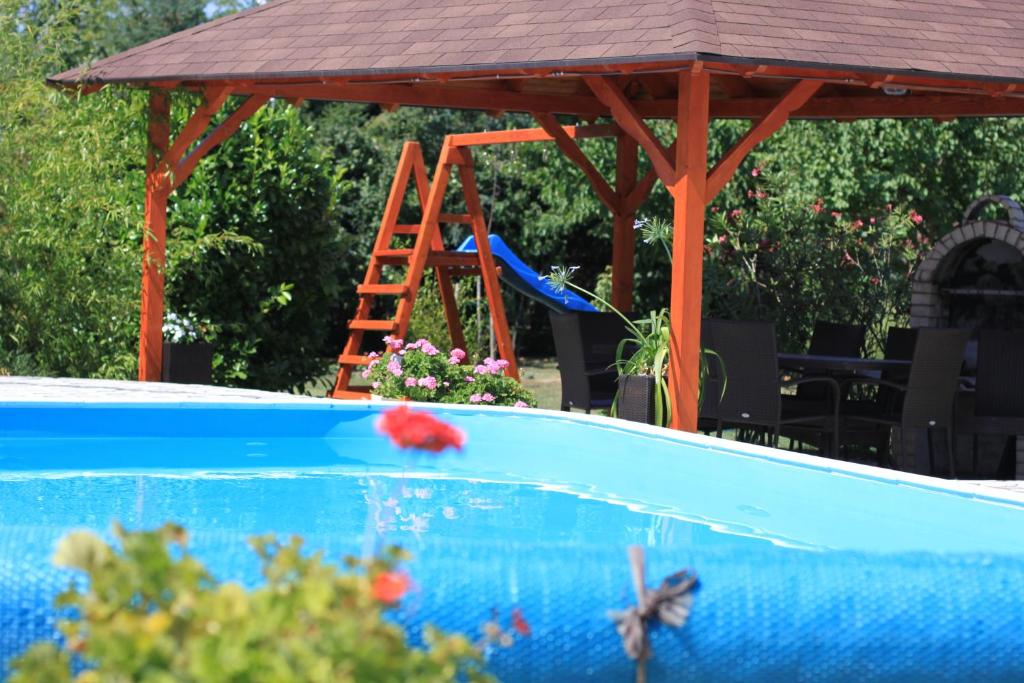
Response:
[438,213,473,224]
[374,248,413,264]
[357,283,409,296]
[393,224,420,234]
[332,388,373,400]
[348,319,399,332]
[337,353,373,366]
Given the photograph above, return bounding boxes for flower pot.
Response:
[161,342,214,385]
[616,374,656,425]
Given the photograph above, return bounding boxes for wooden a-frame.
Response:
[330,137,517,398]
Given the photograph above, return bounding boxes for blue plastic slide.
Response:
[457,234,598,313]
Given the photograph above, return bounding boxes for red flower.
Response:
[729,209,742,219]
[376,406,466,454]
[870,276,881,286]
[511,608,532,637]
[909,209,924,225]
[811,198,824,214]
[852,219,864,229]
[372,571,410,603]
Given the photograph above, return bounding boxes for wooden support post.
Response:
[612,134,638,311]
[668,71,711,432]
[138,90,171,381]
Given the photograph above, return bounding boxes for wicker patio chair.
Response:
[549,311,631,413]
[807,320,866,357]
[957,329,1024,478]
[702,319,840,454]
[842,328,969,476]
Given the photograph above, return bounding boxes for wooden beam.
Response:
[585,76,676,186]
[667,71,710,432]
[448,123,618,147]
[138,91,171,382]
[240,81,608,117]
[171,95,269,191]
[622,140,676,216]
[164,87,230,167]
[705,93,1024,120]
[533,113,618,213]
[706,80,821,199]
[612,134,638,311]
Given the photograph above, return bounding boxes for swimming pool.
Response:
[2,395,1024,681]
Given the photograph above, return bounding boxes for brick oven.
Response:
[910,195,1024,338]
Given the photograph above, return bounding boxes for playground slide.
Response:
[457,235,598,314]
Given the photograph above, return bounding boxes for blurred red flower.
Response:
[511,607,532,637]
[376,405,466,453]
[372,571,410,603]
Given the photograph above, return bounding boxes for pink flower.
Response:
[404,377,417,387]
[371,381,381,389]
[751,166,762,177]
[514,400,529,408]
[718,234,728,245]
[495,358,510,370]
[368,351,380,359]
[361,369,371,379]
[387,357,403,377]
[383,335,404,351]
[852,219,864,229]
[812,198,824,214]
[909,210,924,225]
[417,376,437,390]
[481,393,495,403]
[870,276,881,286]
[465,376,475,383]
[869,217,876,225]
[449,348,466,364]
[831,210,842,219]
[710,206,719,213]
[420,342,439,356]
[469,393,482,403]
[729,209,742,219]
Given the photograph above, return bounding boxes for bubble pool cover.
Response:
[2,400,1024,681]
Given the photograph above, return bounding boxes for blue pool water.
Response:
[2,400,1024,681]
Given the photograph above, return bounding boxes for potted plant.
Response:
[543,224,723,428]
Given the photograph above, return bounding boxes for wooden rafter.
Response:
[164,87,230,167]
[533,112,618,213]
[449,123,618,147]
[585,76,676,186]
[706,79,821,199]
[171,95,270,190]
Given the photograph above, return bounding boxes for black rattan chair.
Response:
[957,329,1024,477]
[549,311,630,413]
[842,328,969,476]
[703,319,840,454]
[807,321,866,357]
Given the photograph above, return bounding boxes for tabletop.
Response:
[778,353,912,374]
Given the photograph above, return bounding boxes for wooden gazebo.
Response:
[50,0,1024,431]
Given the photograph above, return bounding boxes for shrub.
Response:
[10,524,492,682]
[364,336,536,408]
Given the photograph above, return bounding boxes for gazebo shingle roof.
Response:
[50,0,1024,86]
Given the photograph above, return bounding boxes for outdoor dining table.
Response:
[777,353,912,376]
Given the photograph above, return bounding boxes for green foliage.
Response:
[167,101,349,390]
[0,0,147,378]
[10,524,491,683]
[366,339,536,407]
[700,166,925,354]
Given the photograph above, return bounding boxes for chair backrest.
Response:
[808,321,866,357]
[884,327,918,361]
[798,321,866,401]
[702,319,780,425]
[900,328,969,429]
[548,311,629,407]
[975,329,1024,417]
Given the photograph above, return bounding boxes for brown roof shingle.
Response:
[49,0,1024,85]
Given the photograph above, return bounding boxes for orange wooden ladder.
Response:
[331,137,518,399]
